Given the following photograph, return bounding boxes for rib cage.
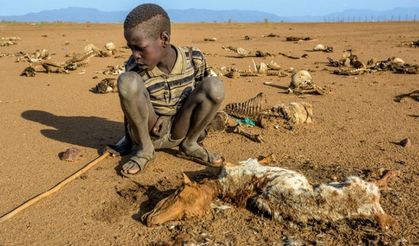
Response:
[224,92,266,119]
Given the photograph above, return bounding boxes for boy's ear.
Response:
[160,31,170,44]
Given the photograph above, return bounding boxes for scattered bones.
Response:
[328,49,418,75]
[91,78,118,94]
[400,39,419,48]
[20,49,96,76]
[100,65,125,76]
[0,37,20,46]
[221,60,288,78]
[222,46,275,58]
[15,49,51,63]
[285,36,312,42]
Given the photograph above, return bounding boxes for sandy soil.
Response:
[0,22,418,245]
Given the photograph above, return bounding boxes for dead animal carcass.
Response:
[143,159,396,231]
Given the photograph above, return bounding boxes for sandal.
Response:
[120,152,155,177]
[177,145,224,167]
[106,136,134,156]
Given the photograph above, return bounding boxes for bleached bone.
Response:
[289,70,330,95]
[233,125,264,143]
[224,93,314,129]
[224,92,267,119]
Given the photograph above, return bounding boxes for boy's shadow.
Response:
[21,110,123,149]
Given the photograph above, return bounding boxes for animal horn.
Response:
[182,173,192,185]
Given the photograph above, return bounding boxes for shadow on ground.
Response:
[21,110,123,149]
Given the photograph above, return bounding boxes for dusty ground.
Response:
[0,22,418,245]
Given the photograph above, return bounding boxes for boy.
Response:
[108,3,224,176]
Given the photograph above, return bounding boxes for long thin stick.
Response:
[0,151,110,223]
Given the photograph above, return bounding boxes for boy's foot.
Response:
[178,144,223,167]
[120,151,155,177]
[106,136,133,156]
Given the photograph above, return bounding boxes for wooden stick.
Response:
[0,151,110,223]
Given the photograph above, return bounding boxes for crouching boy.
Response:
[108,3,224,176]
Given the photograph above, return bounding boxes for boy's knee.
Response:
[117,72,144,98]
[202,77,224,104]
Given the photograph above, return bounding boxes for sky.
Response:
[0,0,418,16]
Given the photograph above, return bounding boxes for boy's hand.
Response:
[152,115,171,137]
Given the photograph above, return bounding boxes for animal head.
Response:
[143,174,219,226]
[290,70,312,89]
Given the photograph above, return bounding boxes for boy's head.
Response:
[124,4,172,70]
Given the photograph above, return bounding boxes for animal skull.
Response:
[143,174,219,226]
[290,70,312,89]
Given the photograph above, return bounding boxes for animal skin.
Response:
[143,159,395,230]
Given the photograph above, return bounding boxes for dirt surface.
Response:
[0,22,418,245]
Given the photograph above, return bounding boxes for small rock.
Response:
[399,138,411,147]
[60,147,81,162]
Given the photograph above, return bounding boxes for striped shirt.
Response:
[125,45,211,116]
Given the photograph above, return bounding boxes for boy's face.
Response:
[124,26,165,71]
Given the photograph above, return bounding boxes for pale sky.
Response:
[1,0,418,16]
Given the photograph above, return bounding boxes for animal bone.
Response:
[222,46,249,57]
[400,39,419,48]
[0,41,16,47]
[204,37,217,42]
[206,111,235,132]
[104,42,116,51]
[224,93,314,128]
[332,67,370,76]
[20,66,37,77]
[1,36,21,41]
[224,92,267,119]
[144,159,396,230]
[263,33,280,38]
[394,89,419,102]
[267,60,281,70]
[255,50,274,57]
[285,36,312,41]
[101,65,125,75]
[328,49,364,68]
[278,52,304,59]
[92,78,118,94]
[233,125,264,143]
[289,70,330,95]
[312,44,333,53]
[268,102,313,124]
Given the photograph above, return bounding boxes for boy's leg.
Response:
[117,72,158,174]
[171,76,225,164]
